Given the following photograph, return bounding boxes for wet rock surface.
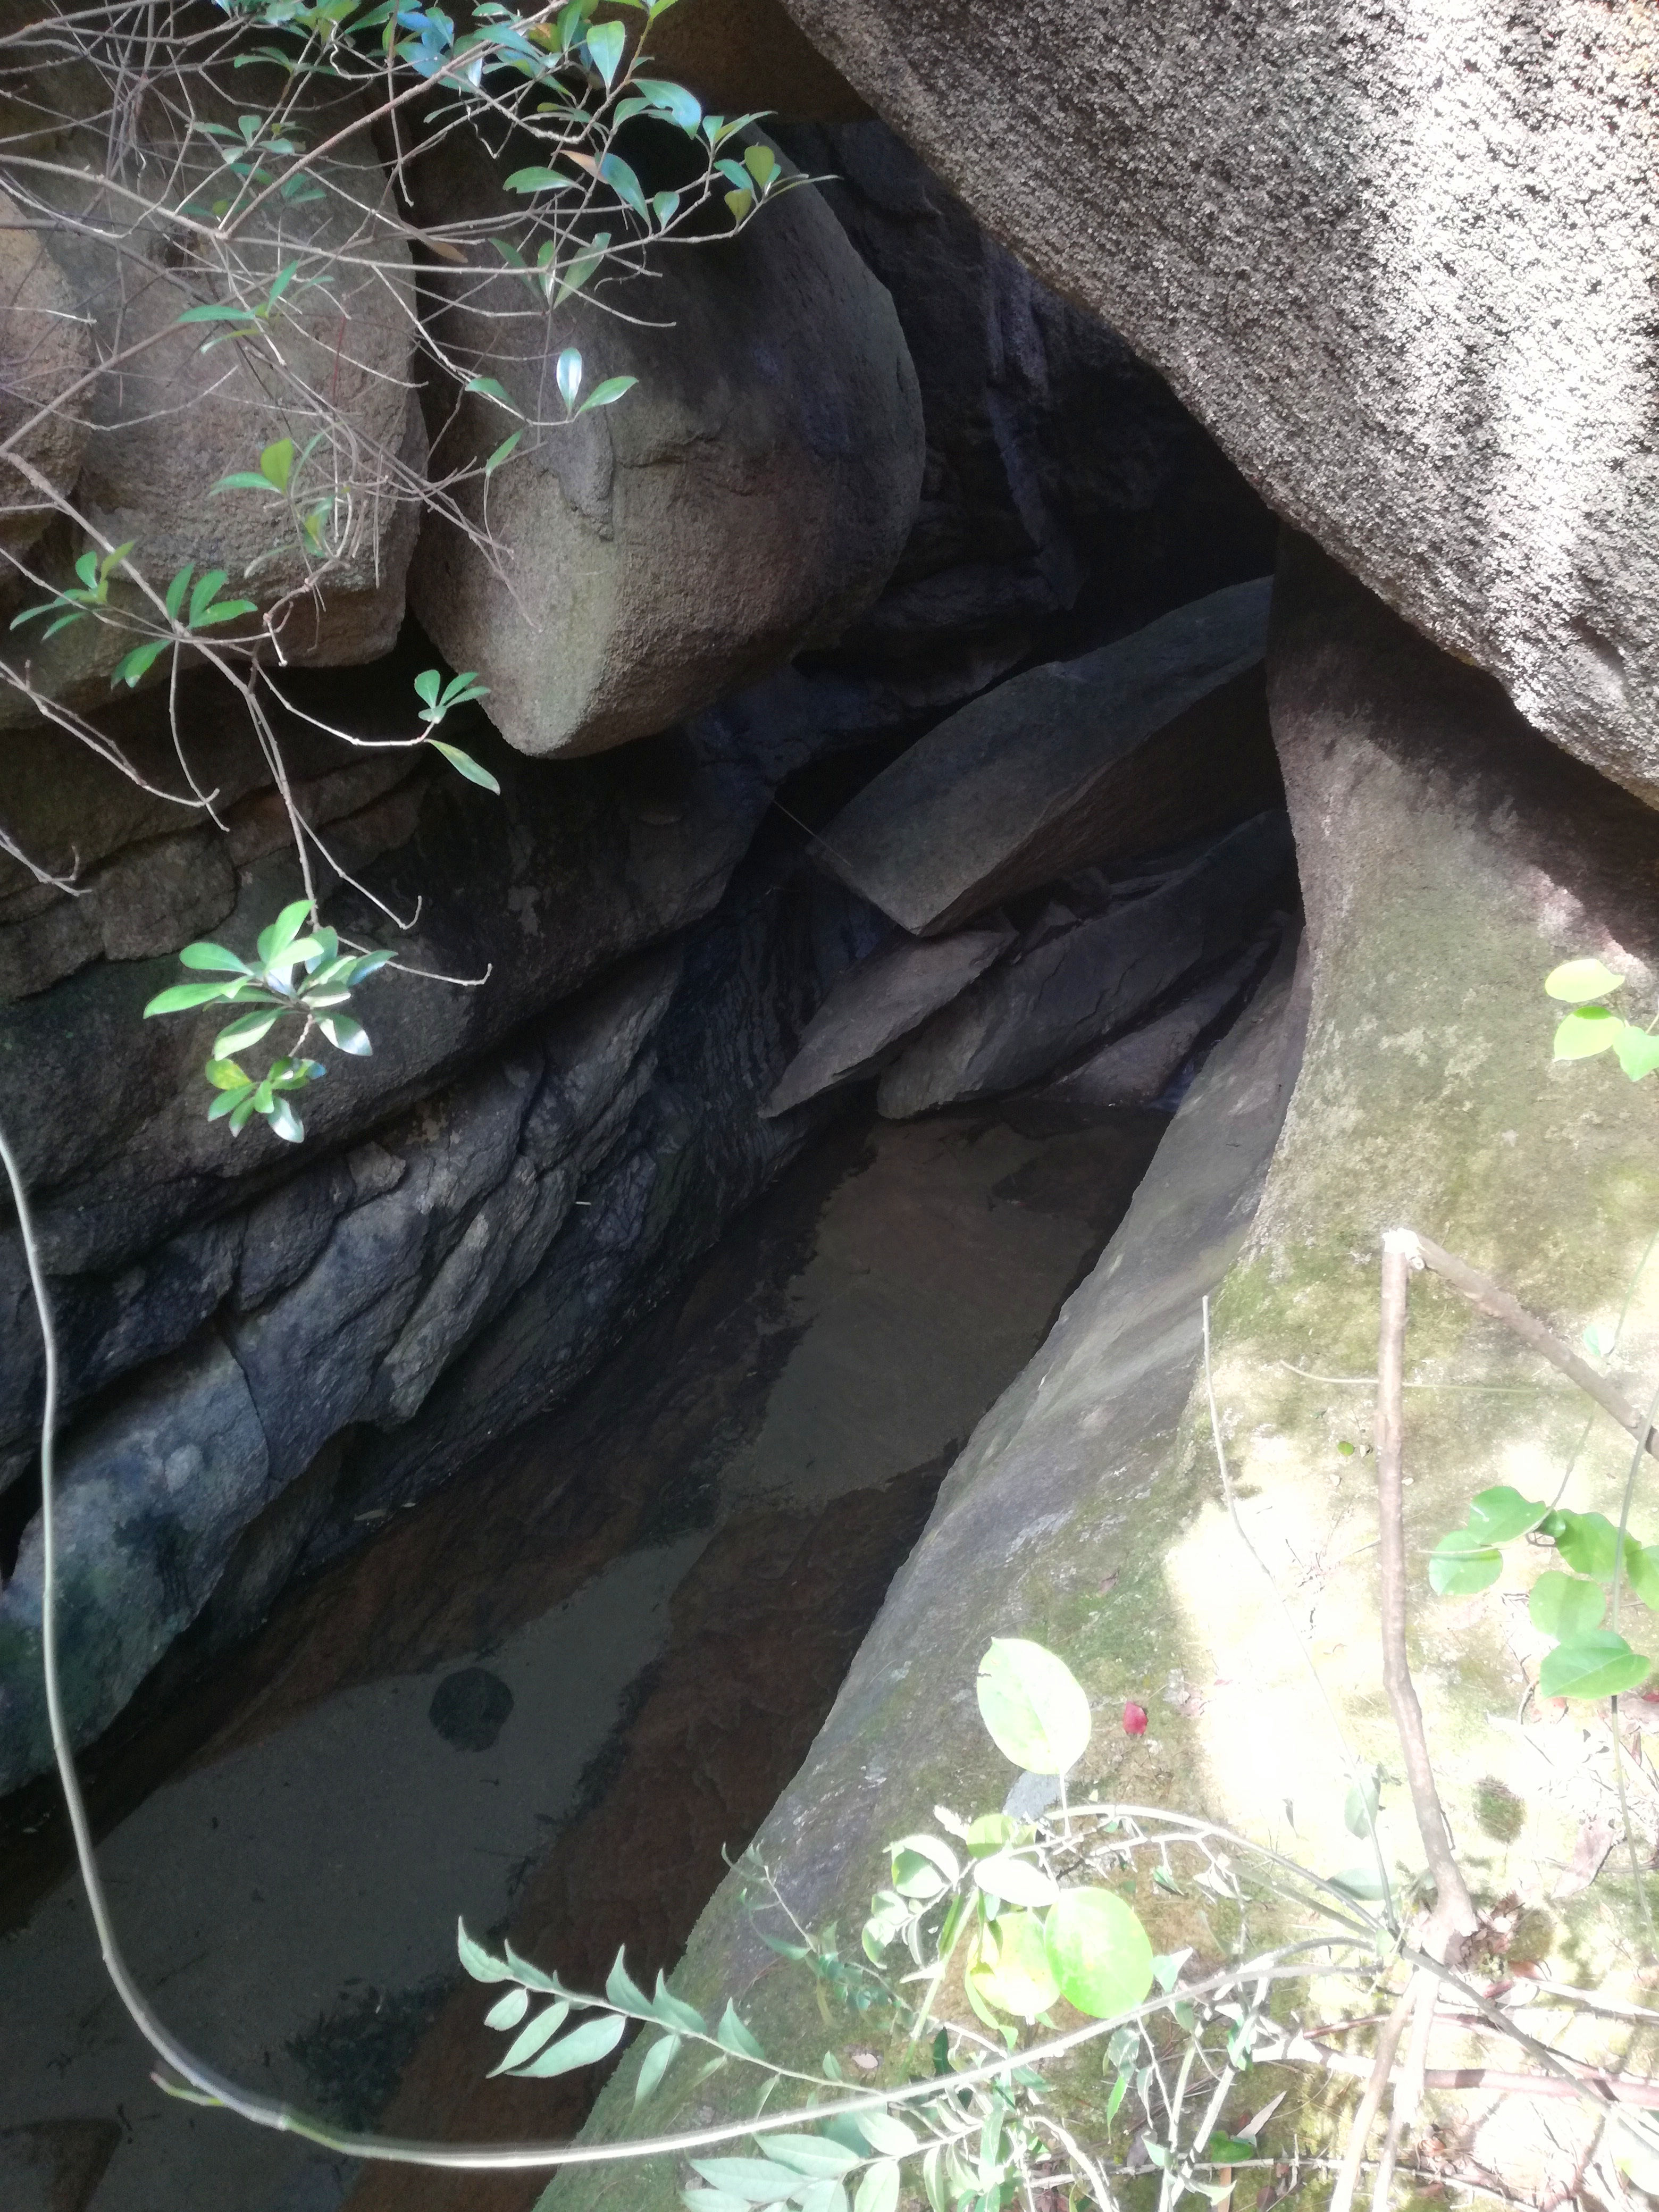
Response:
[0,1100,1167,2212]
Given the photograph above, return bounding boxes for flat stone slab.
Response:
[876,810,1294,1116]
[814,579,1279,935]
[761,923,1015,1116]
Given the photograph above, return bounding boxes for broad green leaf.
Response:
[214,1009,279,1055]
[633,2031,680,2104]
[757,2134,860,2178]
[1554,1007,1621,1060]
[180,941,248,975]
[112,639,167,688]
[975,1638,1092,1774]
[1528,1571,1606,1639]
[504,166,575,193]
[1467,1485,1548,1544]
[1554,1511,1624,1580]
[457,1917,515,1982]
[430,739,502,793]
[715,2000,765,2061]
[743,143,778,189]
[852,2163,899,2212]
[605,1948,652,2014]
[557,346,583,410]
[207,1081,256,1121]
[857,2113,918,2156]
[1627,1544,1659,1611]
[484,430,522,476]
[1428,1529,1503,1595]
[576,374,638,414]
[465,376,516,409]
[972,1851,1059,1909]
[317,1011,370,1055]
[228,1092,259,1134]
[891,1849,949,1901]
[584,16,624,82]
[633,74,700,128]
[144,979,240,1016]
[599,149,648,219]
[257,899,313,962]
[793,2184,849,2212]
[965,1813,1019,1856]
[1343,1769,1381,1838]
[1615,1026,1659,1082]
[187,569,231,627]
[552,237,609,307]
[488,1999,572,2076]
[259,438,295,489]
[891,1832,959,1884]
[191,597,257,628]
[652,188,681,227]
[1545,957,1623,1003]
[1539,1630,1652,1701]
[204,1058,250,1091]
[649,1970,706,2036]
[1205,2134,1258,2164]
[1043,1887,1154,2019]
[724,186,754,222]
[413,668,442,709]
[968,1909,1059,2023]
[689,2158,803,2201]
[510,2009,624,2077]
[266,1094,304,1143]
[485,1986,530,2031]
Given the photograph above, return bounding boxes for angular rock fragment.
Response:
[762,921,1015,1115]
[876,811,1294,1116]
[815,579,1280,935]
[1012,925,1287,1126]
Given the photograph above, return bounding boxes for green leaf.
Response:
[576,374,638,415]
[503,1941,565,1996]
[465,376,516,410]
[504,166,576,194]
[632,75,700,129]
[969,1909,1059,2023]
[457,1918,516,1982]
[633,2031,680,2104]
[1554,1510,1624,1580]
[257,900,313,964]
[177,301,259,325]
[599,149,648,219]
[317,1011,370,1055]
[1205,2135,1258,2165]
[191,597,258,628]
[652,188,681,227]
[484,430,522,476]
[1467,1486,1549,1544]
[856,2114,918,2157]
[972,1851,1059,1909]
[605,1948,652,2014]
[112,639,167,688]
[227,1092,259,1134]
[413,668,442,710]
[1328,1865,1391,1900]
[212,473,279,496]
[188,569,231,627]
[1627,1544,1659,1611]
[758,2135,860,2179]
[204,1057,250,1091]
[1545,957,1623,1003]
[1428,1529,1503,1595]
[552,232,610,307]
[965,1813,1019,1856]
[510,2009,625,2078]
[144,979,241,1016]
[266,1094,305,1143]
[681,2193,753,2212]
[1528,1571,1606,1639]
[164,564,194,618]
[260,438,295,490]
[430,739,502,793]
[649,1971,706,2037]
[724,186,755,223]
[1554,1007,1622,1060]
[975,1638,1092,1774]
[214,1009,280,1055]
[743,143,778,189]
[1343,1769,1381,1838]
[584,15,624,83]
[557,346,583,411]
[488,1999,573,2076]
[715,2000,765,2062]
[485,1986,531,2031]
[207,1081,256,1121]
[1043,1887,1154,2019]
[852,2165,899,2212]
[1539,1631,1653,1702]
[1614,1026,1659,1081]
[689,2159,801,2201]
[793,2185,849,2212]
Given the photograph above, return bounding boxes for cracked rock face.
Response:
[773,0,1659,809]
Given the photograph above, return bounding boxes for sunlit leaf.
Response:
[1044,1887,1154,2018]
[1554,1007,1621,1060]
[1528,1571,1606,1639]
[975,1638,1092,1774]
[1539,1630,1652,1701]
[757,2133,860,2178]
[1545,957,1623,1003]
[557,346,583,410]
[1428,1529,1503,1595]
[1467,1485,1548,1544]
[967,1910,1058,2023]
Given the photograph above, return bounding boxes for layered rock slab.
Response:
[875,810,1294,1116]
[814,579,1277,934]
[409,134,924,758]
[772,0,1659,809]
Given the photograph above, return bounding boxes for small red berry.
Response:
[1123,1700,1148,1736]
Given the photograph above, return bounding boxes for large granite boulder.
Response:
[0,68,420,718]
[816,580,1278,934]
[772,0,1659,810]
[547,538,1659,2211]
[408,134,925,758]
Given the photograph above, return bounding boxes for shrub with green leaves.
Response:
[1545,957,1659,1079]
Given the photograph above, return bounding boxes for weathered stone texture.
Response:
[774,0,1659,807]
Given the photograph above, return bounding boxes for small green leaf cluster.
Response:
[412,668,500,790]
[143,900,392,1142]
[1431,1485,1657,1699]
[213,434,338,558]
[1545,958,1659,1081]
[10,540,257,688]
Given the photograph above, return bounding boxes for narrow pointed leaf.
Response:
[488,1999,572,2076]
[509,2009,625,2078]
[430,739,502,793]
[633,2031,680,2104]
